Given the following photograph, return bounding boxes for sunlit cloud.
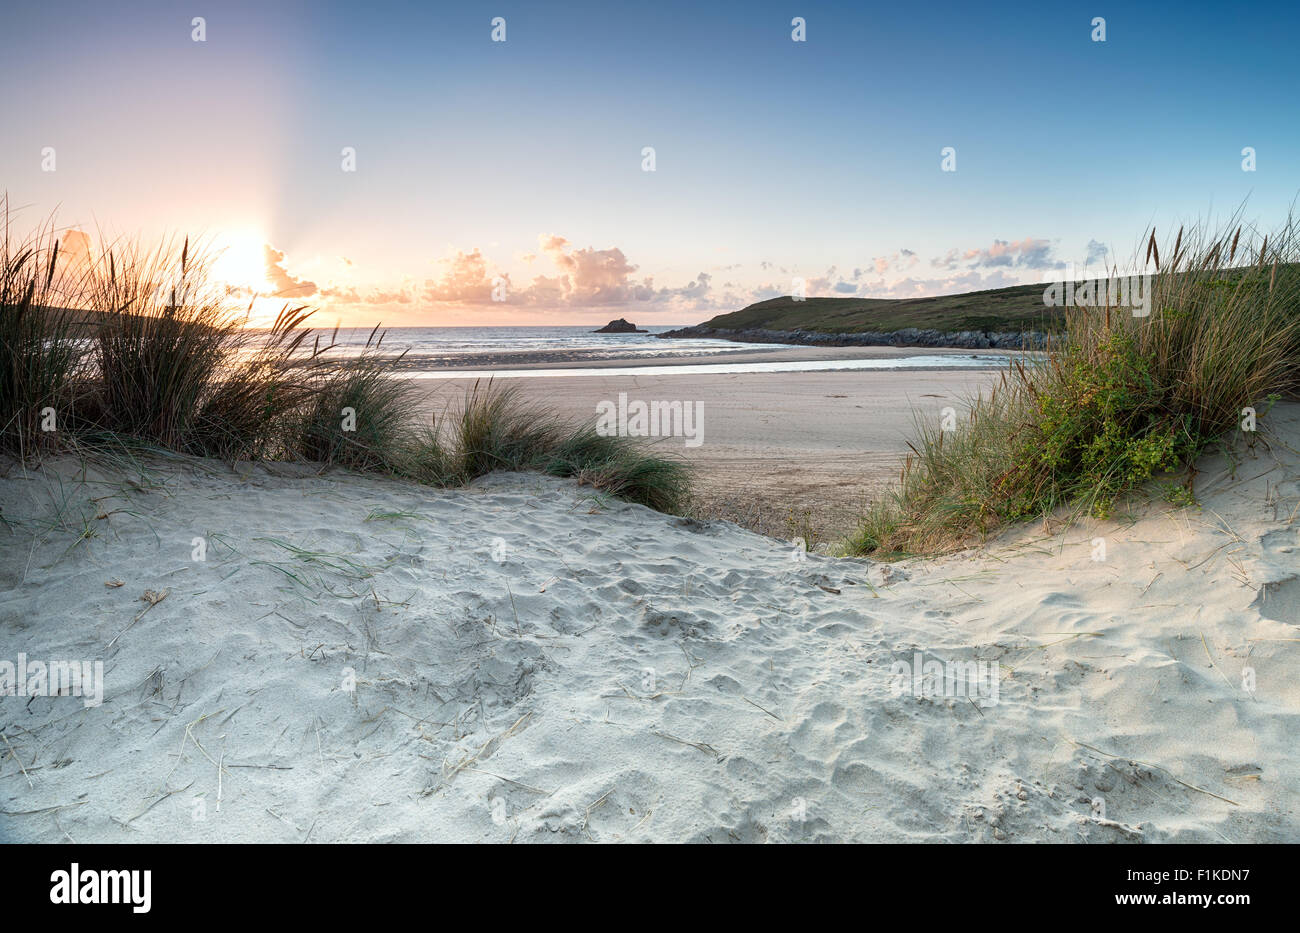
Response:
[422,248,501,303]
[932,237,1064,272]
[263,244,317,297]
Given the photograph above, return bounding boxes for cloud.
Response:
[1084,239,1109,265]
[932,237,1063,272]
[523,235,656,305]
[671,271,712,300]
[860,269,1025,299]
[318,284,414,305]
[870,250,919,276]
[305,235,717,314]
[263,245,317,297]
[783,252,1032,301]
[422,248,501,303]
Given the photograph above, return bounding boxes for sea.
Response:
[302,324,1010,378]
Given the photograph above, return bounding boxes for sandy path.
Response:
[410,368,1003,542]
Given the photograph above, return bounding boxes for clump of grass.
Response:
[401,381,691,511]
[186,304,318,460]
[848,371,1032,556]
[290,325,411,471]
[541,426,692,512]
[452,380,568,479]
[850,212,1300,556]
[81,235,241,447]
[0,199,90,456]
[395,422,460,486]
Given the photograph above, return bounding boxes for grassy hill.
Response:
[696,282,1065,334]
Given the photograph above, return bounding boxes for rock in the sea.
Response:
[593,318,647,334]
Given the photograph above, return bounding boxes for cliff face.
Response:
[656,325,1053,350]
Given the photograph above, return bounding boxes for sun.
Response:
[210,231,270,292]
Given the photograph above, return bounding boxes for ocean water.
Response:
[308,325,761,359]
[282,324,1009,377]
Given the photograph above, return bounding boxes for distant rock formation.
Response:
[593,318,647,334]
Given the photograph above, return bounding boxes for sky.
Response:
[3,0,1298,326]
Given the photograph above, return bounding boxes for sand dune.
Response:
[1,408,1297,843]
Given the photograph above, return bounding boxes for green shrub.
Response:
[542,427,691,512]
[999,330,1194,519]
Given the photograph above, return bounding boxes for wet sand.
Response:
[388,342,1012,373]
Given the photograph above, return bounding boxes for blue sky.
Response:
[3,0,1297,324]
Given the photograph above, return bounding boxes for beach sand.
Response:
[1,405,1297,842]
[409,362,1004,542]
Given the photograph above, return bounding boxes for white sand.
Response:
[2,410,1298,843]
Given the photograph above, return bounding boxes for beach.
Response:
[412,368,1001,541]
[8,0,1300,895]
[2,403,1296,842]
[5,325,1297,845]
[401,340,1009,541]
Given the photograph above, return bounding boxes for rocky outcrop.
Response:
[593,318,647,333]
[656,325,1055,351]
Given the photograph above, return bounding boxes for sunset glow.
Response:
[4,1,1298,329]
[210,233,271,293]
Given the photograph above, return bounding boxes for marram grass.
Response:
[848,212,1300,557]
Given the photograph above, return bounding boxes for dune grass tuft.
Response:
[290,325,412,471]
[0,200,89,456]
[399,381,691,511]
[451,380,569,480]
[183,304,315,459]
[82,236,243,448]
[849,213,1300,557]
[540,427,692,511]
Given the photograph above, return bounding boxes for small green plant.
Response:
[786,508,819,553]
[999,330,1193,519]
[400,383,691,512]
